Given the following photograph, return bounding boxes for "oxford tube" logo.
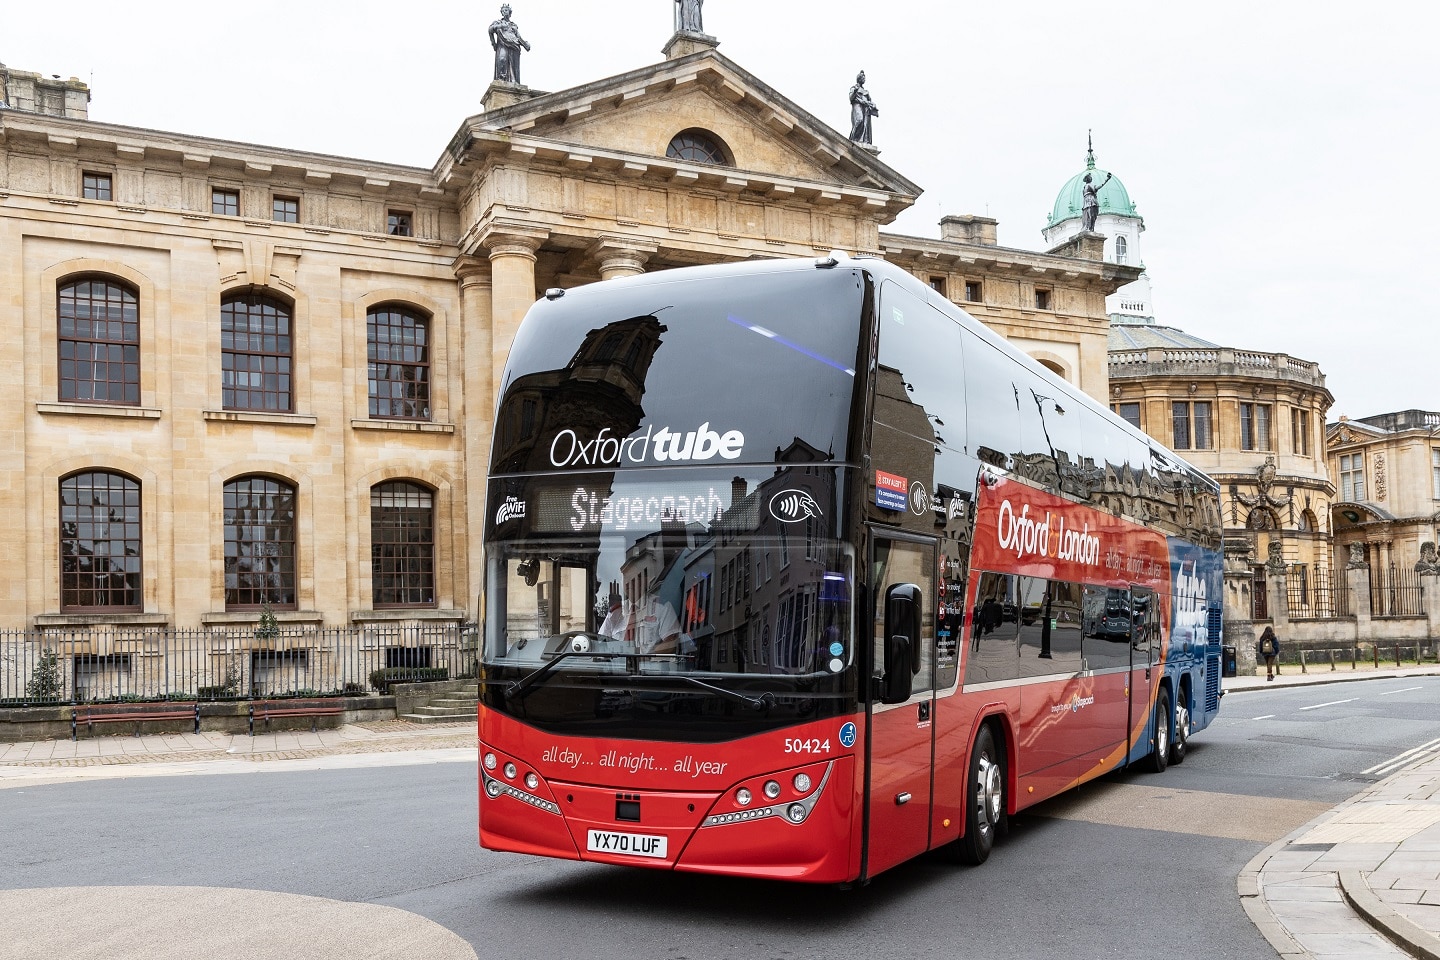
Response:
[550,423,745,468]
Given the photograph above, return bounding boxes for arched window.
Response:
[666,128,731,165]
[224,476,297,609]
[1114,235,1128,264]
[58,277,139,405]
[367,304,430,420]
[1036,358,1067,380]
[222,293,293,412]
[371,481,435,607]
[60,471,142,611]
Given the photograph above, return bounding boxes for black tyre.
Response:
[1144,688,1171,773]
[956,723,1005,865]
[1169,693,1189,765]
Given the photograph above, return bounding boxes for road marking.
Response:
[1032,782,1331,843]
[1252,714,1275,721]
[1363,736,1440,777]
[1298,698,1357,711]
[1378,686,1423,696]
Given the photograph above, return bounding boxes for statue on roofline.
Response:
[675,0,704,33]
[849,71,878,145]
[489,4,531,85]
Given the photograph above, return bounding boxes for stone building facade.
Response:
[1327,410,1440,576]
[0,23,1137,632]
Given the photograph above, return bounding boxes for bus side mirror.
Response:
[880,583,922,704]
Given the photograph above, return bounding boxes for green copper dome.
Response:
[1048,140,1138,226]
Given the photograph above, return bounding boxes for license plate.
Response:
[587,829,668,859]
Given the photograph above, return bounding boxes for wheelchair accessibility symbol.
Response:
[839,722,857,748]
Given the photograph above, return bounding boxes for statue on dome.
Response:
[489,4,531,86]
[1081,169,1113,232]
[848,71,878,145]
[675,0,704,34]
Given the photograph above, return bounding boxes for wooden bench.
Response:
[72,702,200,741]
[248,700,347,736]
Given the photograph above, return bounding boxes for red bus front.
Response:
[478,261,872,883]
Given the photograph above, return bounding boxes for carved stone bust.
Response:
[1416,541,1440,576]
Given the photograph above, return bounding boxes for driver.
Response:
[601,594,682,655]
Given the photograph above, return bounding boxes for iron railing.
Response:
[0,623,475,707]
[1371,565,1425,618]
[1287,565,1350,619]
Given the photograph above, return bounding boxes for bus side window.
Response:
[1082,585,1133,672]
[1016,577,1083,678]
[964,572,1020,685]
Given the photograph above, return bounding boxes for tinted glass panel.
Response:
[1016,577,1083,678]
[1082,584,1132,671]
[492,266,864,475]
[482,466,857,743]
[965,571,1020,685]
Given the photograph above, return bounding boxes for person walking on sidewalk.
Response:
[1257,625,1280,681]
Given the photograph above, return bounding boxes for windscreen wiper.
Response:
[501,630,624,699]
[503,631,665,699]
[656,674,769,710]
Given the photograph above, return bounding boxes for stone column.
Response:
[1418,545,1440,651]
[1223,537,1258,676]
[1425,574,1440,648]
[455,256,493,617]
[482,227,548,403]
[589,238,658,281]
[1267,550,1290,638]
[1347,553,1372,638]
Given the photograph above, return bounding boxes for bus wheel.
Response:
[957,724,1005,865]
[1169,696,1189,765]
[1144,689,1171,774]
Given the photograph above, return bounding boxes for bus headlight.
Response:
[504,762,517,780]
[787,803,807,823]
[484,753,497,770]
[793,773,812,793]
[525,772,540,790]
[486,779,503,798]
[764,780,781,800]
[736,788,753,806]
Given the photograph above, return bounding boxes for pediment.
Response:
[451,49,920,207]
[1326,421,1387,445]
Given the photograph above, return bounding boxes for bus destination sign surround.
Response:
[528,482,734,534]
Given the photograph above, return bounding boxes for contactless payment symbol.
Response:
[839,722,857,748]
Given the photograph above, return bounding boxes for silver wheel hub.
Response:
[1175,703,1189,743]
[1156,706,1169,755]
[975,754,1002,833]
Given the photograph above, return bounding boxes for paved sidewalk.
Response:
[0,719,475,789]
[1231,664,1440,959]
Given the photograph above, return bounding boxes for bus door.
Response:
[1127,587,1160,760]
[866,534,936,877]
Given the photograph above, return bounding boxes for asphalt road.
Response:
[3,676,1437,960]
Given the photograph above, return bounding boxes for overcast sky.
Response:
[6,0,1435,420]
